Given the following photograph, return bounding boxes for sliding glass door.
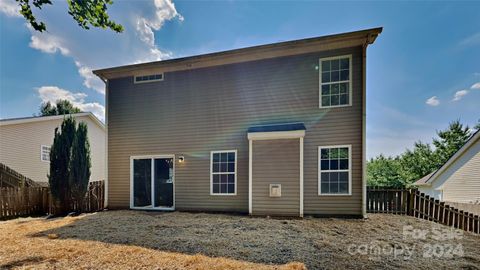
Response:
[131,155,174,209]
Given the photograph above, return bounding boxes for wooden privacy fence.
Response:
[367,187,480,234]
[367,187,412,215]
[0,187,49,219]
[0,180,104,219]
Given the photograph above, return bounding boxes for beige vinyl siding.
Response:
[252,139,300,216]
[107,46,364,215]
[435,138,480,204]
[0,115,105,183]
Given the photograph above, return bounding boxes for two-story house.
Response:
[93,28,382,217]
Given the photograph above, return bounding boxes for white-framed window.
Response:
[210,150,237,195]
[134,73,164,84]
[318,145,352,195]
[41,145,51,162]
[319,55,352,108]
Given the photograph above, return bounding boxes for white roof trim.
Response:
[247,130,305,140]
[0,112,105,131]
[425,130,480,185]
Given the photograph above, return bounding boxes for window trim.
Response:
[319,54,353,108]
[133,73,164,84]
[210,149,237,196]
[40,145,50,162]
[318,145,352,196]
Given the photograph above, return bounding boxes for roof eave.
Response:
[93,27,382,81]
[0,112,105,130]
[423,130,480,185]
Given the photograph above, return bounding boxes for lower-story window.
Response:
[211,150,237,195]
[318,145,351,195]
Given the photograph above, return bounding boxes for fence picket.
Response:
[0,181,104,219]
[367,187,479,235]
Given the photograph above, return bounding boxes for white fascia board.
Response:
[247,130,305,140]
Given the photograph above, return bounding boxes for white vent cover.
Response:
[269,184,281,197]
[134,73,164,83]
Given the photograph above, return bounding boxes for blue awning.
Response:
[247,122,306,133]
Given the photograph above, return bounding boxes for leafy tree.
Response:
[69,122,91,208]
[40,100,81,116]
[55,100,82,115]
[432,120,471,166]
[40,101,56,116]
[474,119,480,131]
[49,116,76,214]
[367,155,404,188]
[49,116,91,214]
[367,120,475,188]
[15,0,123,33]
[398,142,438,187]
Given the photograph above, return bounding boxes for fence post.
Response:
[438,201,445,225]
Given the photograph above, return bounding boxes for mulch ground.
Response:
[1,210,479,269]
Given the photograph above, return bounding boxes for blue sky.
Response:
[0,0,479,158]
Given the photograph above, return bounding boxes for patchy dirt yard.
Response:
[0,211,479,269]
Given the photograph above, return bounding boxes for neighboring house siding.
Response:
[429,139,480,204]
[0,116,105,183]
[417,187,442,201]
[107,46,363,215]
[252,139,300,216]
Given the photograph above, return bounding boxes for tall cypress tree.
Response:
[69,122,91,209]
[49,116,76,214]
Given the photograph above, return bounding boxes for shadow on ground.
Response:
[0,256,45,268]
[26,210,480,269]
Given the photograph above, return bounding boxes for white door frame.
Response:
[130,154,175,210]
[248,130,305,217]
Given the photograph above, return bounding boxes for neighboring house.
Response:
[0,112,105,184]
[93,28,382,217]
[415,130,480,206]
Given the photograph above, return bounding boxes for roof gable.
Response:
[415,130,480,186]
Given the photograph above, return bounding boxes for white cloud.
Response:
[37,86,105,121]
[75,62,105,94]
[134,0,183,59]
[425,96,440,106]
[29,34,70,56]
[452,90,469,101]
[459,32,480,47]
[0,0,21,17]
[471,82,480,89]
[14,0,182,94]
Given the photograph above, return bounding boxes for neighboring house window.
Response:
[319,55,352,108]
[318,145,351,195]
[211,150,237,195]
[41,145,51,162]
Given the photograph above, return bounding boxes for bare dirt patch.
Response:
[1,210,479,269]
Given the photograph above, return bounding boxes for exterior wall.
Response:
[0,115,105,183]
[252,139,300,216]
[107,46,364,215]
[428,139,480,204]
[417,187,442,201]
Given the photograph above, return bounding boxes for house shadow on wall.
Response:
[27,210,317,268]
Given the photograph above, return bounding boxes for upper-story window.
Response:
[41,145,50,162]
[319,55,352,108]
